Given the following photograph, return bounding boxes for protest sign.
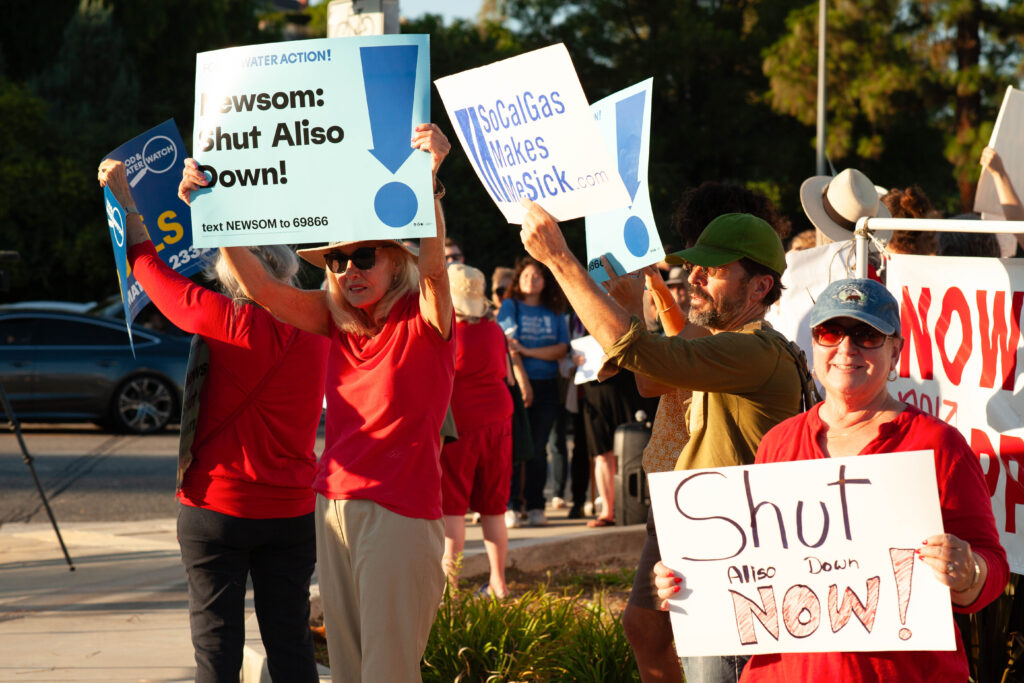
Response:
[570,335,603,384]
[104,120,210,323]
[974,86,1024,219]
[649,451,953,656]
[889,254,1024,573]
[102,186,134,353]
[584,79,663,283]
[435,44,631,224]
[191,35,435,247]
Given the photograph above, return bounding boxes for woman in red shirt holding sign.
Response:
[654,277,1008,682]
[179,123,454,682]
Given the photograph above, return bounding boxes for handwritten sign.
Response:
[435,44,631,224]
[584,79,663,282]
[105,120,210,323]
[191,35,435,247]
[649,451,953,655]
[889,253,1024,573]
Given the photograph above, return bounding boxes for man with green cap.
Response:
[517,200,805,683]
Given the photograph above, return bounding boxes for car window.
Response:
[0,317,35,345]
[34,317,131,347]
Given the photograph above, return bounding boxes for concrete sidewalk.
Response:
[0,508,644,682]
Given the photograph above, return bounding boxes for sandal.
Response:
[587,517,616,528]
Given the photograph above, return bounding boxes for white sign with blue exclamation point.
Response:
[585,78,664,283]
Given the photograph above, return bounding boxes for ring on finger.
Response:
[945,561,955,575]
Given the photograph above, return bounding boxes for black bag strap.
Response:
[760,325,822,412]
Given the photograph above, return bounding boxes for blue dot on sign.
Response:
[374,182,417,228]
[623,216,649,257]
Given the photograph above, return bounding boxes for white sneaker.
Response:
[583,501,595,517]
[594,496,605,518]
[526,509,548,527]
[550,496,566,510]
[470,512,481,524]
[504,509,520,529]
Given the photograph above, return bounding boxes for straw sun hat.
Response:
[800,168,892,243]
[447,263,490,318]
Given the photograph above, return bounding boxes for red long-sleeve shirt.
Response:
[128,242,328,519]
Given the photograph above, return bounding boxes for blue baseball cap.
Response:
[810,278,900,336]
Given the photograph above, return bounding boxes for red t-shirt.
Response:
[316,293,455,519]
[742,403,1009,683]
[450,318,513,430]
[128,242,329,519]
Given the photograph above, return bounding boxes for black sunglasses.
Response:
[324,246,381,273]
[812,322,888,349]
[494,286,507,298]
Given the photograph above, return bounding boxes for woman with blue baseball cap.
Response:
[654,278,1008,681]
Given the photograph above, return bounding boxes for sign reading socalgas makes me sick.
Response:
[435,44,631,224]
[105,120,209,324]
[650,451,954,656]
[585,78,664,283]
[191,35,435,248]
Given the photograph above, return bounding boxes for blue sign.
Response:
[585,79,664,283]
[104,120,209,322]
[190,35,435,247]
[102,186,134,355]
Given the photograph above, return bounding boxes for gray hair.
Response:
[203,245,300,301]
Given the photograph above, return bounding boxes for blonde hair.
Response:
[325,245,418,336]
[204,245,299,302]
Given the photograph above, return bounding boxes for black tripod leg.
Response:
[0,381,75,570]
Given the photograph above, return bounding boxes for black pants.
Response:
[177,504,319,683]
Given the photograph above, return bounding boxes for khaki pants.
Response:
[315,496,445,683]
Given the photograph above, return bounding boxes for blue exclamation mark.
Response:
[361,45,419,228]
[616,91,649,257]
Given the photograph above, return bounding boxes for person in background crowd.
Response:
[99,160,328,683]
[440,263,515,599]
[497,256,569,528]
[787,229,816,253]
[518,205,804,683]
[800,168,890,247]
[491,266,514,309]
[180,123,454,683]
[882,185,939,255]
[445,237,465,265]
[655,278,1009,682]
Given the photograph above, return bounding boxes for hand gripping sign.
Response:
[102,186,134,354]
[104,120,209,324]
[435,44,631,224]
[649,451,954,656]
[190,35,435,247]
[585,78,664,283]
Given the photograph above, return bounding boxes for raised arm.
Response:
[98,159,150,249]
[980,147,1024,252]
[411,123,453,340]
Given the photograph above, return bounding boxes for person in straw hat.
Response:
[441,263,519,598]
[179,122,454,683]
[800,167,892,246]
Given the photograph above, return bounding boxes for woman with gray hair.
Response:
[97,159,329,683]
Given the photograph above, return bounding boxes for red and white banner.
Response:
[888,254,1024,573]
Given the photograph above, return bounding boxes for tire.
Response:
[110,375,175,434]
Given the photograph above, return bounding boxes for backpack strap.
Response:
[760,325,822,412]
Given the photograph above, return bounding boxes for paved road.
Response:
[0,423,327,525]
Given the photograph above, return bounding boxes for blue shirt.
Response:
[497,299,569,380]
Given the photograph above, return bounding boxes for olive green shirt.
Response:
[604,317,802,471]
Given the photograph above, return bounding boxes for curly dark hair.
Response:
[671,181,792,248]
[883,185,939,255]
[504,256,567,314]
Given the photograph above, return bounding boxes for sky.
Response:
[398,0,482,24]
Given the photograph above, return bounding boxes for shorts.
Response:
[627,507,662,610]
[440,418,512,516]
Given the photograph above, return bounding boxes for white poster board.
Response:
[974,86,1024,217]
[190,35,435,247]
[584,78,663,282]
[889,254,1024,573]
[570,335,603,384]
[649,451,953,656]
[435,44,631,224]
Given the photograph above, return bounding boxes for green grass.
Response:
[422,584,640,682]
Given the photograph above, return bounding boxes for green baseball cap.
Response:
[666,213,786,275]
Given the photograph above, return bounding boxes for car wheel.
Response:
[111,375,174,434]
